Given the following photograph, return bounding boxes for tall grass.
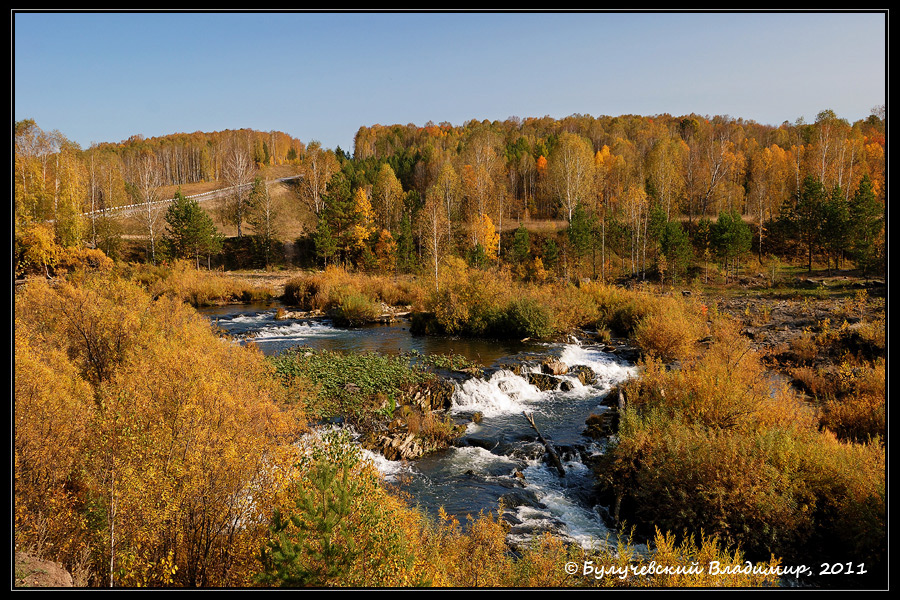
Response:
[596,316,886,586]
[283,266,425,326]
[126,260,277,306]
[283,266,425,311]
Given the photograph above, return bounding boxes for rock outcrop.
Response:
[14,552,74,588]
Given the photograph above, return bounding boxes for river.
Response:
[200,302,638,550]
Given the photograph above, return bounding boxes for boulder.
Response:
[376,432,431,461]
[570,365,597,386]
[411,378,456,412]
[499,489,543,509]
[541,359,568,376]
[527,372,560,391]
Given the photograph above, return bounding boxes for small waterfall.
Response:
[558,344,638,387]
[250,318,338,342]
[418,344,638,549]
[450,369,544,418]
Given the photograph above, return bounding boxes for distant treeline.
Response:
[14,108,885,280]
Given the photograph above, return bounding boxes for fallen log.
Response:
[523,411,566,477]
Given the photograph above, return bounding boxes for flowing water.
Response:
[201,302,638,549]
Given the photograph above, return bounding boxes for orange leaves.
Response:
[594,145,612,168]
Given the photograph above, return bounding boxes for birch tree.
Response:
[547,132,595,223]
[372,163,404,232]
[420,186,449,286]
[222,144,254,237]
[246,177,281,269]
[133,154,164,264]
[299,141,339,216]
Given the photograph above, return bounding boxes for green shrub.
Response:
[502,296,553,339]
[328,286,380,327]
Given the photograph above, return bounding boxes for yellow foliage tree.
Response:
[474,213,499,262]
[15,221,61,278]
[349,187,375,254]
[374,229,397,272]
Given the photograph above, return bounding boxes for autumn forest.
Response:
[13,107,886,588]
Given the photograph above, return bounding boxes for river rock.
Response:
[496,362,525,376]
[527,372,560,391]
[541,359,568,376]
[411,377,456,412]
[465,436,497,451]
[510,441,549,462]
[375,432,433,461]
[499,489,543,510]
[570,365,597,386]
[585,410,618,439]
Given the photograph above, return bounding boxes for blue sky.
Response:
[14,11,887,153]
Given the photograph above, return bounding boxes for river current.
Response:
[201,302,638,550]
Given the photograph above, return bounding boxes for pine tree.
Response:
[162,190,223,268]
[258,458,360,587]
[711,211,752,282]
[660,219,693,284]
[820,185,851,273]
[313,214,338,268]
[566,202,594,272]
[848,174,883,277]
[794,175,828,272]
[395,214,416,274]
[317,172,356,266]
[510,223,530,265]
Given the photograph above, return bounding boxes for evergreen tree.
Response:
[647,203,668,245]
[162,190,223,268]
[693,217,714,284]
[541,238,559,277]
[848,174,883,276]
[317,172,355,266]
[566,203,594,262]
[794,175,828,272]
[660,220,693,284]
[820,185,851,273]
[711,210,752,282]
[313,214,338,268]
[258,457,360,587]
[394,213,416,274]
[511,223,530,264]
